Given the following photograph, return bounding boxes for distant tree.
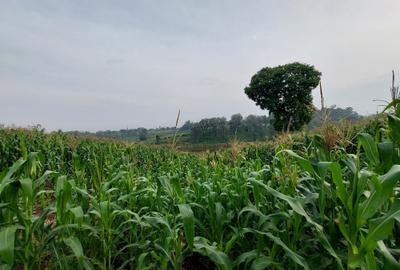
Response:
[190,117,229,143]
[180,120,193,131]
[189,114,276,143]
[242,115,273,141]
[308,106,363,129]
[155,134,161,144]
[229,114,243,136]
[138,128,148,141]
[329,107,362,122]
[245,62,321,131]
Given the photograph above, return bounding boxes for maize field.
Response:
[0,108,399,269]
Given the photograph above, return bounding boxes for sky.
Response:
[1,0,400,131]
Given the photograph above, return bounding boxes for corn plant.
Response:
[0,111,399,269]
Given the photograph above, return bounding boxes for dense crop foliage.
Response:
[0,112,399,269]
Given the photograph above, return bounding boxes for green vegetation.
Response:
[0,106,398,269]
[64,107,362,145]
[190,115,274,143]
[245,62,321,131]
[68,127,180,143]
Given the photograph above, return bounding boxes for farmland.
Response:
[0,110,399,270]
[2,0,400,268]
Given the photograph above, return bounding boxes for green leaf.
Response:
[249,178,343,269]
[358,133,379,167]
[0,264,12,270]
[145,215,172,234]
[64,236,84,260]
[0,159,26,195]
[235,250,257,268]
[282,150,315,175]
[0,226,18,266]
[157,176,173,198]
[251,255,274,270]
[136,252,149,270]
[19,178,33,200]
[383,99,400,114]
[178,204,194,250]
[194,237,232,270]
[249,178,320,230]
[358,175,383,223]
[215,202,225,232]
[171,176,185,203]
[313,134,330,161]
[34,170,54,191]
[359,165,400,222]
[365,251,377,270]
[70,206,84,225]
[63,235,93,269]
[388,115,400,144]
[243,228,309,270]
[338,211,356,252]
[377,241,400,270]
[363,199,400,252]
[378,142,394,171]
[329,162,348,206]
[265,232,308,270]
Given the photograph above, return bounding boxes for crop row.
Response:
[0,112,399,269]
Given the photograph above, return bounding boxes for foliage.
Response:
[138,128,148,141]
[63,107,362,145]
[190,117,230,143]
[180,121,193,132]
[308,107,363,130]
[190,115,275,143]
[68,126,177,143]
[245,62,321,131]
[0,111,398,269]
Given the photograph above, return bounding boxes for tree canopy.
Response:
[189,114,275,143]
[244,62,321,131]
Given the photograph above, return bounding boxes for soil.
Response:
[182,253,215,270]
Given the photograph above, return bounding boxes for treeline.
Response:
[66,106,363,144]
[67,127,175,142]
[183,114,275,143]
[308,106,363,129]
[96,127,151,141]
[183,106,362,143]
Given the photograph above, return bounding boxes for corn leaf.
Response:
[194,237,232,270]
[70,206,84,225]
[63,236,85,265]
[358,133,379,167]
[243,228,309,270]
[282,150,315,175]
[178,204,194,250]
[377,241,400,270]
[251,255,274,270]
[359,165,400,222]
[0,159,25,195]
[388,115,400,144]
[362,199,400,252]
[19,178,33,200]
[0,226,18,266]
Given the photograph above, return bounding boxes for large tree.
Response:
[244,62,321,131]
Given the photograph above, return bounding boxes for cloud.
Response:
[106,58,125,65]
[1,0,400,131]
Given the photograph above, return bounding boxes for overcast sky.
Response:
[1,0,400,131]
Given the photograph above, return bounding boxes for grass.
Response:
[0,111,399,269]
